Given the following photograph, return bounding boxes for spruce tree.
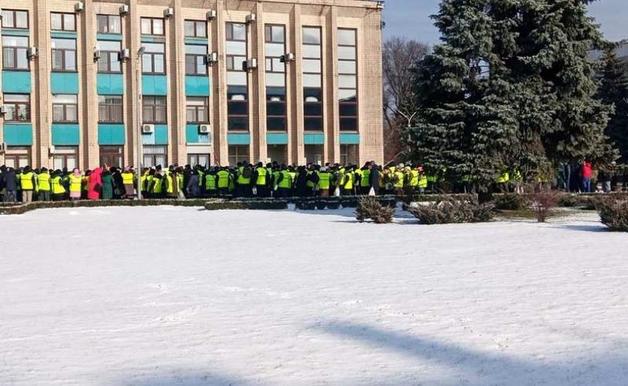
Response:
[597,46,628,161]
[407,0,616,189]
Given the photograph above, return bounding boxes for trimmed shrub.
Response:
[596,199,628,232]
[356,196,395,224]
[205,199,287,210]
[531,190,560,223]
[406,197,494,225]
[494,193,529,211]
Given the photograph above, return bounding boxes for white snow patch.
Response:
[1,207,627,385]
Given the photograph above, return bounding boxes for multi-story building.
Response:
[0,0,384,169]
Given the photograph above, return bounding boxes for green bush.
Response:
[356,196,395,224]
[406,197,494,225]
[494,193,529,211]
[596,199,628,232]
[205,199,287,210]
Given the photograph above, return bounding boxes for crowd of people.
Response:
[0,161,429,203]
[0,160,626,203]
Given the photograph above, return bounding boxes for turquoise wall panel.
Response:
[340,133,360,145]
[227,133,250,145]
[51,124,80,145]
[186,124,210,144]
[185,37,209,45]
[3,71,31,93]
[142,75,167,95]
[304,132,325,145]
[98,124,125,145]
[185,76,210,96]
[267,132,288,145]
[97,73,124,95]
[141,132,155,145]
[3,123,32,145]
[97,33,123,41]
[51,72,79,94]
[2,29,29,37]
[141,124,168,145]
[51,31,77,39]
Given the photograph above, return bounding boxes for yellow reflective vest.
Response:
[20,172,35,191]
[38,172,51,192]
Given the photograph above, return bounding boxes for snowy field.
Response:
[1,206,628,386]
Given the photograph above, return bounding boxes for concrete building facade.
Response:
[0,0,384,169]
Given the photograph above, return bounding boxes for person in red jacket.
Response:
[87,166,103,200]
[581,161,593,193]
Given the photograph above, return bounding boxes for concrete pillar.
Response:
[82,0,99,168]
[253,1,266,163]
[172,0,186,165]
[291,4,304,165]
[34,0,51,168]
[326,5,340,164]
[126,0,140,168]
[214,0,228,165]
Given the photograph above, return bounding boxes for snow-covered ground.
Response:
[1,207,627,386]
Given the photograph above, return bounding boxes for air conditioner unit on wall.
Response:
[0,105,6,115]
[207,10,217,21]
[198,124,211,134]
[206,52,218,65]
[27,47,38,59]
[93,50,101,61]
[119,48,130,61]
[74,2,84,12]
[243,58,257,72]
[142,124,155,134]
[119,5,129,16]
[164,8,174,18]
[49,146,56,155]
[245,13,256,24]
[280,53,295,63]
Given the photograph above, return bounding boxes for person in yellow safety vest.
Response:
[150,169,164,198]
[417,166,428,194]
[216,167,232,196]
[252,162,270,197]
[276,167,293,198]
[121,167,135,198]
[272,167,282,195]
[359,164,371,195]
[513,169,524,194]
[317,167,332,197]
[408,165,420,195]
[68,168,83,200]
[287,167,297,193]
[497,170,510,193]
[342,166,355,195]
[394,164,406,196]
[81,170,90,200]
[37,168,52,201]
[140,168,150,196]
[205,168,218,197]
[19,166,36,203]
[164,169,177,199]
[50,170,66,201]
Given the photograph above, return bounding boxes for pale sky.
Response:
[384,0,628,45]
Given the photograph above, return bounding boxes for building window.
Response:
[98,96,123,123]
[185,44,207,75]
[226,22,246,41]
[228,145,249,166]
[304,145,323,165]
[1,9,28,29]
[265,24,286,131]
[302,26,323,131]
[2,36,29,70]
[52,147,78,170]
[52,95,78,123]
[141,43,165,74]
[51,38,77,72]
[97,40,122,73]
[97,14,121,34]
[185,20,207,38]
[226,22,248,132]
[140,17,164,36]
[3,94,30,122]
[51,13,76,32]
[186,97,209,123]
[142,96,167,124]
[100,146,123,168]
[338,28,358,132]
[188,153,210,167]
[340,144,359,165]
[3,146,31,168]
[143,145,167,168]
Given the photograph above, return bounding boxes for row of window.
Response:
[2,93,209,125]
[1,9,210,38]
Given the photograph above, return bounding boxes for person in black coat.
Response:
[2,167,17,202]
[369,162,381,195]
[294,166,309,197]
